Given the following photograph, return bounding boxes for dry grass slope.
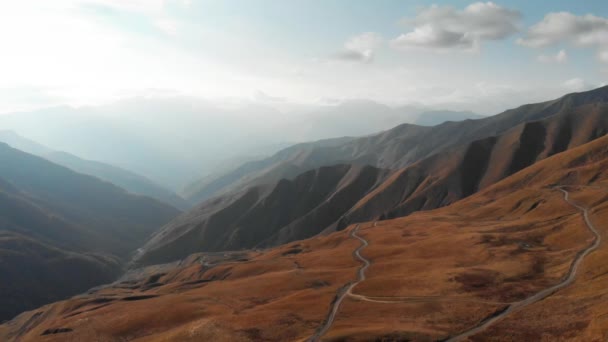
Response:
[3,135,608,341]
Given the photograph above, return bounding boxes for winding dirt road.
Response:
[308,224,369,342]
[309,187,601,341]
[445,187,602,341]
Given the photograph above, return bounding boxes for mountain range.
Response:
[0,98,482,191]
[0,130,189,209]
[0,144,180,321]
[135,86,608,265]
[183,86,608,204]
[1,86,608,340]
[4,112,608,341]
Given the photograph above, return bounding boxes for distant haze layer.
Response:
[0,97,482,190]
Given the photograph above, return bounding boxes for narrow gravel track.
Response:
[444,187,602,341]
[308,224,368,342]
[309,187,601,341]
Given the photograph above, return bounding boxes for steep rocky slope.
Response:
[184,86,608,204]
[0,230,121,323]
[137,97,608,265]
[136,164,390,265]
[338,104,608,227]
[4,133,608,341]
[181,136,357,204]
[0,143,180,256]
[0,144,180,321]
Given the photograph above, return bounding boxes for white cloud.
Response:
[537,49,568,63]
[344,32,383,52]
[519,12,608,63]
[562,78,595,92]
[0,86,67,113]
[331,32,383,63]
[392,25,474,50]
[0,1,604,116]
[598,50,608,63]
[391,2,521,51]
[518,12,608,47]
[81,0,166,13]
[155,18,178,35]
[331,50,374,63]
[0,0,267,110]
[252,90,286,103]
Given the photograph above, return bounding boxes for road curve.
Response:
[445,187,602,341]
[308,224,370,342]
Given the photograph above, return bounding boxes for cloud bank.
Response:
[331,32,383,63]
[519,12,608,63]
[391,2,521,51]
[537,49,568,64]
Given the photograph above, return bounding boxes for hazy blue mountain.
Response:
[139,86,608,266]
[0,143,180,321]
[0,130,189,209]
[182,86,608,204]
[412,110,485,126]
[0,98,482,191]
[0,101,288,190]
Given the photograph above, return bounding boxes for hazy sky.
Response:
[1,0,607,114]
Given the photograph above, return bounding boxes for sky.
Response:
[0,0,607,114]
